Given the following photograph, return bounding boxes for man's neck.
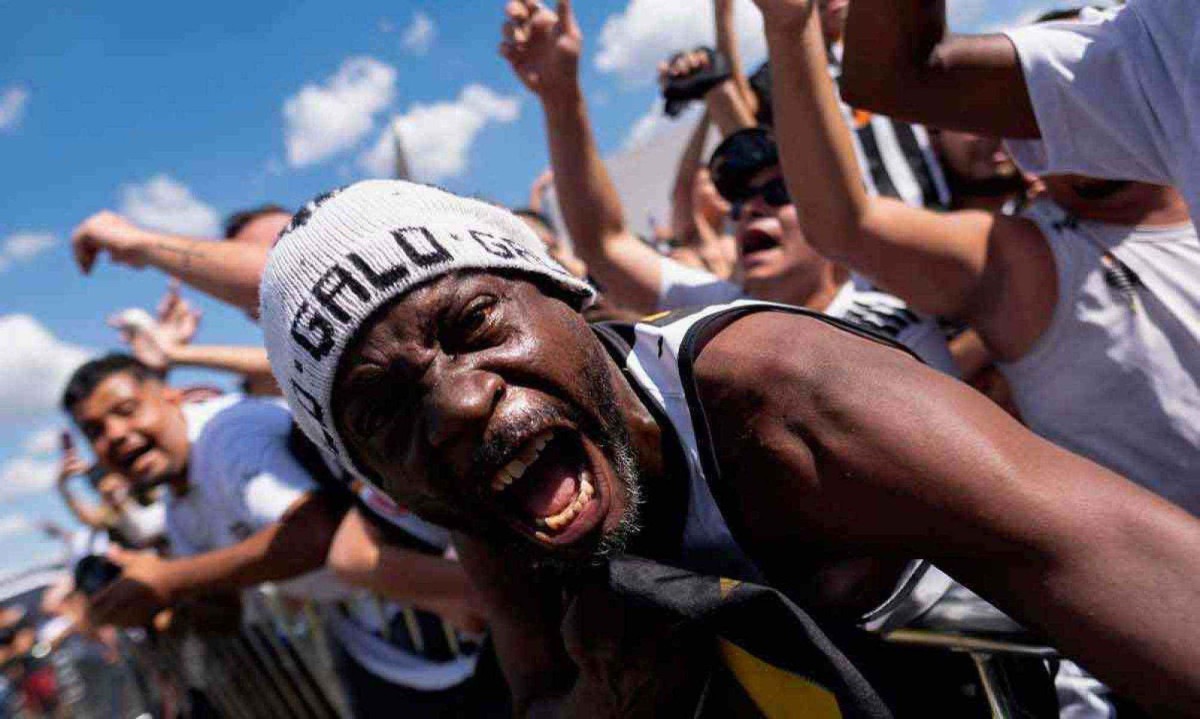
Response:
[605,345,694,558]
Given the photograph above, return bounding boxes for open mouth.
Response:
[116,444,154,476]
[739,227,781,259]
[489,429,609,548]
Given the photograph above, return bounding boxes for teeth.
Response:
[536,476,594,534]
[490,430,556,493]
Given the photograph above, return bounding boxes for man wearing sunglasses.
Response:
[499,1,955,374]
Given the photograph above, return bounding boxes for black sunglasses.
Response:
[729,177,790,220]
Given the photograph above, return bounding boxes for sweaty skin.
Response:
[332,271,1200,715]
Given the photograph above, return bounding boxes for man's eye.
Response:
[448,297,498,348]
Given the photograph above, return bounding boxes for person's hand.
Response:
[156,281,201,346]
[87,546,178,627]
[657,49,712,90]
[70,211,152,275]
[500,0,582,99]
[57,432,91,484]
[108,310,176,373]
[748,0,816,30]
[529,168,555,211]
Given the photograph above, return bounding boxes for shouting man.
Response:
[261,180,1200,716]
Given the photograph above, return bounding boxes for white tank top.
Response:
[1001,200,1200,514]
[600,300,952,631]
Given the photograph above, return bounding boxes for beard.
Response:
[422,343,645,576]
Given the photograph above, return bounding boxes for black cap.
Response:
[708,127,780,202]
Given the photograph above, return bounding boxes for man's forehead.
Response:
[74,373,150,418]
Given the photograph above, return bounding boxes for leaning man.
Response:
[261,180,1200,716]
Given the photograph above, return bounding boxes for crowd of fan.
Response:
[10,0,1200,716]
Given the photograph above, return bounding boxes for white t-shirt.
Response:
[1004,2,1200,233]
[169,395,478,690]
[999,200,1200,514]
[657,257,958,375]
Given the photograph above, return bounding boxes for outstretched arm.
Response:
[501,0,666,313]
[88,491,342,626]
[72,211,267,312]
[838,0,1037,137]
[754,2,1054,359]
[714,0,759,117]
[697,311,1200,715]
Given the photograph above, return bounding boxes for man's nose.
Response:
[423,370,506,450]
[740,195,771,220]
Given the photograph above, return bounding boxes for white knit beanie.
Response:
[260,180,595,491]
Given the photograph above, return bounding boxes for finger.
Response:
[504,1,529,23]
[72,237,95,275]
[501,21,519,46]
[556,0,574,28]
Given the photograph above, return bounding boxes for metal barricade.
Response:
[36,585,351,719]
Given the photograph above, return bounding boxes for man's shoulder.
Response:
[200,396,292,439]
[691,310,859,399]
[191,397,294,468]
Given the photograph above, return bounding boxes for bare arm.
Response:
[670,112,712,245]
[89,492,341,626]
[714,0,759,116]
[759,6,1054,359]
[168,345,273,381]
[698,312,1200,715]
[54,439,110,530]
[327,509,485,633]
[838,0,1038,137]
[502,0,665,313]
[72,211,267,312]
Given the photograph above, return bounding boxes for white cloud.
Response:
[401,11,436,56]
[360,84,520,182]
[119,175,220,237]
[0,232,55,273]
[283,57,397,168]
[22,428,61,456]
[0,515,34,539]
[0,455,58,504]
[0,315,90,426]
[622,100,702,151]
[595,0,765,87]
[0,86,29,132]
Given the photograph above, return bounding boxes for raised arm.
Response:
[501,0,665,313]
[714,0,759,116]
[55,440,111,530]
[670,113,712,246]
[88,491,342,627]
[697,312,1200,715]
[837,0,1037,137]
[755,2,1053,359]
[71,211,268,312]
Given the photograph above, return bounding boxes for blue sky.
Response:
[0,0,1065,576]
